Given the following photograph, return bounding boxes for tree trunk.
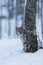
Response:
[23,0,38,52]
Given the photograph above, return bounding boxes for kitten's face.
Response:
[16,27,23,34]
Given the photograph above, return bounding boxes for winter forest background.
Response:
[0,0,43,39]
[0,0,26,38]
[0,0,43,65]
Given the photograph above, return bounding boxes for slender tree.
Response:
[8,0,14,36]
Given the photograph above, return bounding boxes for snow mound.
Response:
[0,38,43,65]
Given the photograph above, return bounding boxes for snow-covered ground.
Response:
[0,38,43,65]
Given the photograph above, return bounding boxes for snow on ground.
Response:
[0,38,43,65]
